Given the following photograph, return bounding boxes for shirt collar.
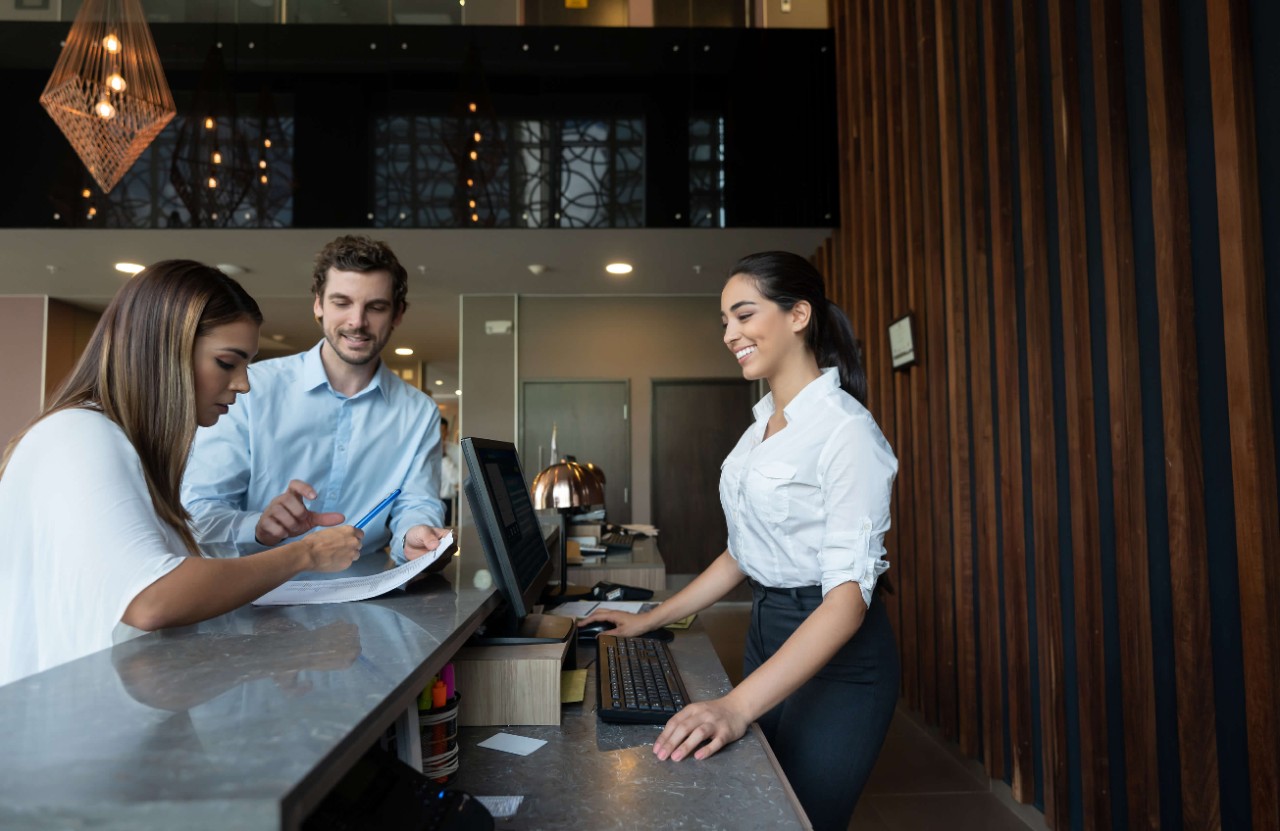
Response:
[301,339,391,401]
[750,367,840,424]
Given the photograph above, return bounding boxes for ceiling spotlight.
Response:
[527,263,546,275]
[215,263,247,276]
[435,380,444,386]
[394,347,414,356]
[605,262,633,275]
[114,262,145,275]
[454,389,462,396]
[271,334,286,341]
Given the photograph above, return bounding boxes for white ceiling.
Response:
[0,226,831,382]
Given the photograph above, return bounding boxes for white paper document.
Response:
[546,600,647,618]
[251,532,454,606]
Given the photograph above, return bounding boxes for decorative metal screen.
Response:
[688,116,725,228]
[374,114,644,229]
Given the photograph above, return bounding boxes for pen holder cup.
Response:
[419,693,460,784]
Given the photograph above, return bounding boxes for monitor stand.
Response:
[466,612,575,647]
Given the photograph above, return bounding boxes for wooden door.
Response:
[521,380,631,523]
[651,379,755,575]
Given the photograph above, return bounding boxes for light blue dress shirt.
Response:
[182,340,445,563]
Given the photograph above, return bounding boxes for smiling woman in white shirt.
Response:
[579,251,899,831]
[0,261,363,688]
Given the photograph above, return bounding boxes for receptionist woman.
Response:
[579,251,899,831]
[0,261,363,688]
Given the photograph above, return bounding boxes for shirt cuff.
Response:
[235,511,271,556]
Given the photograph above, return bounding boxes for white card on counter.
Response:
[477,732,547,756]
[475,795,523,818]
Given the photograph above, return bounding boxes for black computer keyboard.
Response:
[600,530,637,549]
[597,634,690,724]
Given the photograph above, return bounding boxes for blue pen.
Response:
[353,489,401,530]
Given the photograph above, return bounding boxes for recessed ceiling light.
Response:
[605,262,632,275]
[435,380,444,386]
[271,334,285,342]
[454,389,462,396]
[216,263,247,276]
[394,347,414,356]
[114,262,145,275]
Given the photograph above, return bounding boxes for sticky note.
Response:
[561,669,587,704]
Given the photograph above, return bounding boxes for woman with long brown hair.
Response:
[0,260,362,687]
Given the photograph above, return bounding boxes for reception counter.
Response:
[0,531,805,830]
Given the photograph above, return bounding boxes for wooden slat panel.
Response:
[867,0,904,645]
[915,0,958,741]
[881,0,920,712]
[1013,1,1075,824]
[1095,0,1203,824]
[1138,0,1195,826]
[981,0,1034,803]
[898,0,939,727]
[933,0,980,759]
[955,0,1005,780]
[1205,1,1280,827]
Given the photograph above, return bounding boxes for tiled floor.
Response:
[699,601,1048,831]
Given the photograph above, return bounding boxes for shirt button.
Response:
[337,444,346,452]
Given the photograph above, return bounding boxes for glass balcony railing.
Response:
[53,0,771,28]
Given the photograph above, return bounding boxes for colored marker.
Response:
[353,489,401,530]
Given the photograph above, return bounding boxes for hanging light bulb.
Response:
[473,131,481,143]
[212,151,222,164]
[468,102,476,113]
[468,199,476,208]
[207,176,218,188]
[260,174,268,184]
[81,188,91,198]
[263,138,271,148]
[469,150,477,160]
[87,206,97,217]
[41,1,177,193]
[204,116,215,129]
[258,159,266,169]
[466,178,473,187]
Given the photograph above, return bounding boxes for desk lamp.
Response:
[531,459,604,597]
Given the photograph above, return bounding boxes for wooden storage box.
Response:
[452,640,570,726]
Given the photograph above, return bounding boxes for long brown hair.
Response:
[0,260,262,553]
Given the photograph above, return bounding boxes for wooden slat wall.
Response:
[819,0,1279,828]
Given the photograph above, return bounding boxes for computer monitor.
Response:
[460,437,575,646]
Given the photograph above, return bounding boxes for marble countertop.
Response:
[451,629,809,830]
[0,531,501,831]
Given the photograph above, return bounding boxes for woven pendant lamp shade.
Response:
[39,0,176,194]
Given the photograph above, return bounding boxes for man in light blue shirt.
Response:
[183,235,448,564]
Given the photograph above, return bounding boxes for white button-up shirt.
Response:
[720,368,898,608]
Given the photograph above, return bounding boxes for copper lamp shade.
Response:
[531,460,604,510]
[582,462,606,489]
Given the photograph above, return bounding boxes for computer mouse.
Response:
[576,620,616,641]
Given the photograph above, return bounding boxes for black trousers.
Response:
[743,581,899,831]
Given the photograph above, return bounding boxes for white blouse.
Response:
[0,409,188,687]
[720,368,898,608]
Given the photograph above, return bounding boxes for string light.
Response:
[258,159,267,169]
[466,178,473,187]
[94,99,116,119]
[207,176,217,188]
[204,116,214,129]
[469,150,477,160]
[263,138,271,148]
[212,151,222,164]
[468,102,476,113]
[473,131,481,143]
[260,174,268,184]
[102,33,121,53]
[105,73,126,92]
[81,188,91,198]
[471,213,479,222]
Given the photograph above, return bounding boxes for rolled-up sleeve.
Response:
[387,405,445,564]
[815,416,898,607]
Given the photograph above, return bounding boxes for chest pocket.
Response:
[745,461,797,524]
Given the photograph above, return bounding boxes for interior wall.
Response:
[0,296,47,449]
[822,1,1279,829]
[43,299,99,404]
[517,295,743,523]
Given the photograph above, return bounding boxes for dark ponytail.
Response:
[729,251,869,406]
